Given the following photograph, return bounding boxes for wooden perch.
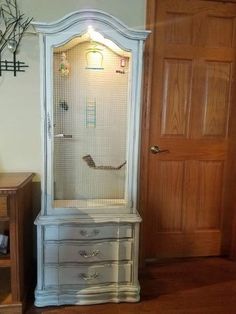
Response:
[82,155,126,170]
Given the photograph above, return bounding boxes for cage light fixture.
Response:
[86,45,104,70]
[86,26,104,70]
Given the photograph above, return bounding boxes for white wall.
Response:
[0,0,146,182]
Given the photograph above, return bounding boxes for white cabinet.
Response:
[45,263,132,287]
[33,10,149,307]
[44,240,132,263]
[44,224,133,240]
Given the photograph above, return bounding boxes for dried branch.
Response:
[0,8,21,52]
[0,0,33,53]
[15,16,33,51]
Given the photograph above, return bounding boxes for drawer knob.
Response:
[79,249,100,258]
[80,229,100,237]
[79,272,99,281]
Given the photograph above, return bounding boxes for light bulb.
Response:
[7,39,17,53]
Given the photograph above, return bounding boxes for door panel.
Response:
[206,16,234,48]
[143,0,236,259]
[151,161,185,232]
[197,161,224,229]
[162,59,192,136]
[165,13,193,45]
[203,61,231,136]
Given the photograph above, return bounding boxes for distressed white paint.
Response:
[34,9,149,307]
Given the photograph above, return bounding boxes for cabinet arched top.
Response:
[35,9,150,215]
[32,9,150,41]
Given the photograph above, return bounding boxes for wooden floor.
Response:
[25,257,236,314]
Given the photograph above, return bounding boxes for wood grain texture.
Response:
[203,61,231,136]
[161,59,192,136]
[152,231,221,258]
[197,161,224,230]
[139,0,157,267]
[0,254,11,267]
[143,0,236,259]
[0,196,7,217]
[165,13,193,44]
[0,173,34,191]
[0,173,34,313]
[207,16,234,48]
[222,31,236,257]
[25,257,236,314]
[149,161,184,232]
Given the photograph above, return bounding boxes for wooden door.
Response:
[141,0,236,259]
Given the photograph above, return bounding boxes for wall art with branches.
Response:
[0,0,33,76]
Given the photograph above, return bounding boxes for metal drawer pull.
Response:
[80,229,100,237]
[79,250,100,258]
[79,272,99,281]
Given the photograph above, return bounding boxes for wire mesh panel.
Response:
[53,39,130,209]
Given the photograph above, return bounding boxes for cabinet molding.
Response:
[33,9,149,307]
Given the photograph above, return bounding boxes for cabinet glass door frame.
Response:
[33,10,150,215]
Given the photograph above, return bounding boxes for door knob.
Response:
[150,145,169,154]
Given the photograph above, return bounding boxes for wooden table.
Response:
[0,173,34,314]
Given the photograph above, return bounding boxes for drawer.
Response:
[44,263,132,287]
[44,240,132,263]
[44,224,132,241]
[0,196,8,218]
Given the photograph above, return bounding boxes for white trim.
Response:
[32,9,150,40]
[133,223,140,285]
[35,284,140,307]
[34,11,149,215]
[35,212,142,225]
[133,40,145,211]
[36,225,44,289]
[34,9,149,307]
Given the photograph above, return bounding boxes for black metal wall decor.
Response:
[0,0,33,76]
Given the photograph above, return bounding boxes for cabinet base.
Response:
[34,285,140,307]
